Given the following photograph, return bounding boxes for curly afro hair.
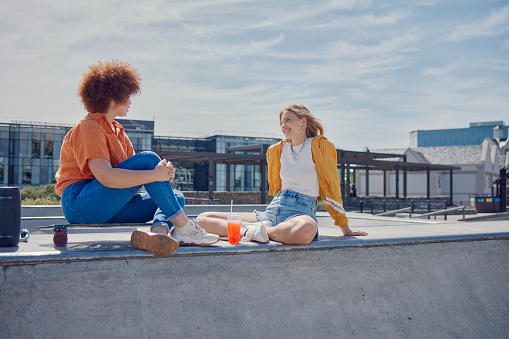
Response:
[78,60,141,113]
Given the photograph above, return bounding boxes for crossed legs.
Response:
[196,212,317,245]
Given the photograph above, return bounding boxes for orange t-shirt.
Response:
[55,113,135,196]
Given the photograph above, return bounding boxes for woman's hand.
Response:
[154,159,176,182]
[340,226,368,236]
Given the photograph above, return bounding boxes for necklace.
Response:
[290,142,305,159]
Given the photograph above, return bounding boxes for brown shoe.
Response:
[130,230,179,256]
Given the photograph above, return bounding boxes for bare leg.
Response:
[196,212,259,237]
[266,215,317,245]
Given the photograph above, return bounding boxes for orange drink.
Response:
[227,214,241,245]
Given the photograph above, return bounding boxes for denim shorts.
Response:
[255,189,319,239]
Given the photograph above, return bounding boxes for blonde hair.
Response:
[279,104,324,138]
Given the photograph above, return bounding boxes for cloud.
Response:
[449,5,509,41]
[326,0,373,11]
[304,10,408,29]
[383,68,509,126]
[324,34,418,59]
[417,0,439,7]
[422,61,462,76]
[478,58,509,71]
[180,33,285,61]
[259,33,419,64]
[244,0,373,29]
[277,34,419,89]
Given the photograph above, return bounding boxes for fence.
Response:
[354,198,450,215]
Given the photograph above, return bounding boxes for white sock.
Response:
[242,221,272,228]
[174,219,194,235]
[242,222,262,227]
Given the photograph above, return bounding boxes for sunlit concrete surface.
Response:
[1,209,508,338]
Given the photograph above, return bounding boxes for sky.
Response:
[1,0,508,151]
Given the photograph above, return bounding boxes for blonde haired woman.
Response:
[197,104,367,245]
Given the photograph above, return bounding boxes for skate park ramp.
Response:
[1,210,508,338]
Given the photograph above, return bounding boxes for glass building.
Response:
[0,121,73,186]
[1,119,280,191]
[151,135,211,191]
[208,134,280,192]
[151,133,280,192]
[410,121,508,147]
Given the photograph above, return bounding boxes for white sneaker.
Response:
[171,219,219,246]
[241,222,270,243]
[242,221,273,228]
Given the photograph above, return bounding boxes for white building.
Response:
[356,138,509,206]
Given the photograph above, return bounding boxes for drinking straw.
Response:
[230,200,233,214]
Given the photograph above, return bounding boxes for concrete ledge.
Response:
[463,211,509,221]
[1,238,508,338]
[1,232,509,266]
[2,212,508,338]
[21,205,65,217]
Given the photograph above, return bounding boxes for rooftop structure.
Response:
[410,121,508,147]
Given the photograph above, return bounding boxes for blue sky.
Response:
[1,0,508,150]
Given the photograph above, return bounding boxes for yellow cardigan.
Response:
[266,135,349,228]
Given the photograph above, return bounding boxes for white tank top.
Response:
[280,138,320,197]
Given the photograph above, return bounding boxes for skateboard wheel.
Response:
[20,229,30,242]
[53,232,68,246]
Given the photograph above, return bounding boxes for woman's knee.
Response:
[196,211,220,223]
[291,222,317,245]
[137,151,161,168]
[196,212,211,222]
[117,151,162,171]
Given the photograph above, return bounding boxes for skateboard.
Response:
[38,223,152,246]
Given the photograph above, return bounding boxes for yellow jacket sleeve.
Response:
[266,141,283,197]
[312,136,349,228]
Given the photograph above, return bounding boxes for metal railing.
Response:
[375,207,413,217]
[357,198,449,215]
[410,206,466,221]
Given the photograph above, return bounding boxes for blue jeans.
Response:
[61,151,185,226]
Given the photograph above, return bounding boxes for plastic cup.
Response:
[227,214,242,245]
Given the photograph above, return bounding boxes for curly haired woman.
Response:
[55,60,218,256]
[197,104,367,245]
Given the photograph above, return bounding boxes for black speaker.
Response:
[0,187,22,246]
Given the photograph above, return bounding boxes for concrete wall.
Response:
[1,240,508,338]
[176,191,271,205]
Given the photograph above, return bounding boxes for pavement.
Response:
[0,211,497,263]
[1,210,508,264]
[1,208,508,338]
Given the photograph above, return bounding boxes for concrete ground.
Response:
[2,210,508,263]
[1,208,508,338]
